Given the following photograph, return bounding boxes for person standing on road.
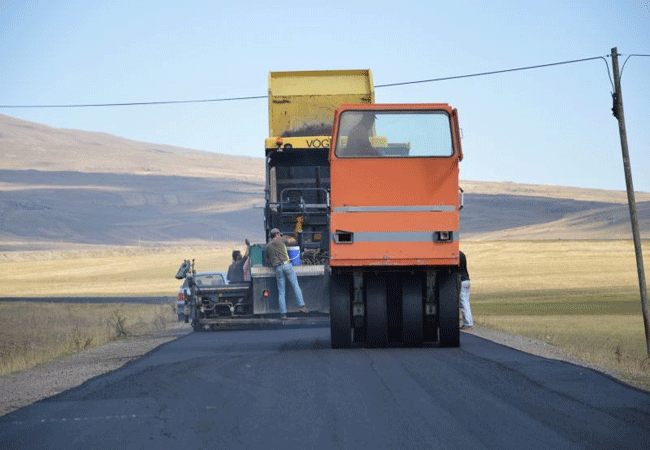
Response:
[265,228,309,319]
[227,238,251,284]
[459,250,473,330]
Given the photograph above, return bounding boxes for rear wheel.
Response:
[330,271,352,348]
[438,269,460,347]
[402,276,423,346]
[366,276,388,348]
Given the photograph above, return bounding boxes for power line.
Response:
[0,95,268,109]
[621,54,650,78]
[375,55,611,88]
[0,54,629,109]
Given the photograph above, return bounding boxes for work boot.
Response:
[299,306,309,314]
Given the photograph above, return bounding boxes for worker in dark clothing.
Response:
[459,250,473,329]
[344,112,379,156]
[265,228,308,319]
[227,238,250,284]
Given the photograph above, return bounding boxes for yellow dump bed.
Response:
[268,70,374,138]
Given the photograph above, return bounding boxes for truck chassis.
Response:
[330,267,460,348]
[187,266,329,332]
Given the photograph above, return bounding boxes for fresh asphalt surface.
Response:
[1,327,649,449]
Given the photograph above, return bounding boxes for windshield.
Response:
[194,273,225,287]
[335,110,454,158]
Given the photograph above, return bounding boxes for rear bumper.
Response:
[194,315,329,330]
[250,265,329,314]
[330,257,459,267]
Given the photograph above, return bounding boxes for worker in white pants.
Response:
[459,251,473,329]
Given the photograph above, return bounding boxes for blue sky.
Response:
[1,0,648,191]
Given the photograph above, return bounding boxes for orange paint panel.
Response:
[330,241,459,267]
[330,159,459,208]
[330,211,458,232]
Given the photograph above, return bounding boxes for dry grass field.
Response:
[463,240,650,389]
[0,302,174,376]
[0,244,238,297]
[0,244,241,376]
[1,240,649,389]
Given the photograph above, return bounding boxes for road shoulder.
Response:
[0,322,192,417]
[463,326,648,392]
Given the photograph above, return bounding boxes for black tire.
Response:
[402,276,424,346]
[366,276,388,348]
[438,268,460,347]
[330,271,352,348]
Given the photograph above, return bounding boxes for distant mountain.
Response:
[0,169,266,249]
[1,114,648,251]
[0,114,264,181]
[460,191,649,240]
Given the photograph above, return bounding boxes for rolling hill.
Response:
[1,113,648,251]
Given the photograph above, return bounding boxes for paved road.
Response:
[1,328,649,449]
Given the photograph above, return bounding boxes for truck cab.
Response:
[328,104,464,348]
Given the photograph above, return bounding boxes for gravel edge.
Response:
[0,324,645,417]
[0,322,193,417]
[463,327,648,392]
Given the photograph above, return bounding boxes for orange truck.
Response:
[328,103,464,348]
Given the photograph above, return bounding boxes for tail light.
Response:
[437,231,453,242]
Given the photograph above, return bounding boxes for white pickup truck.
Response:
[176,272,227,321]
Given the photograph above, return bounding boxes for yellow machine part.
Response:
[268,69,374,138]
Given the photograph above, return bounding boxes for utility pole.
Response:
[610,47,650,357]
